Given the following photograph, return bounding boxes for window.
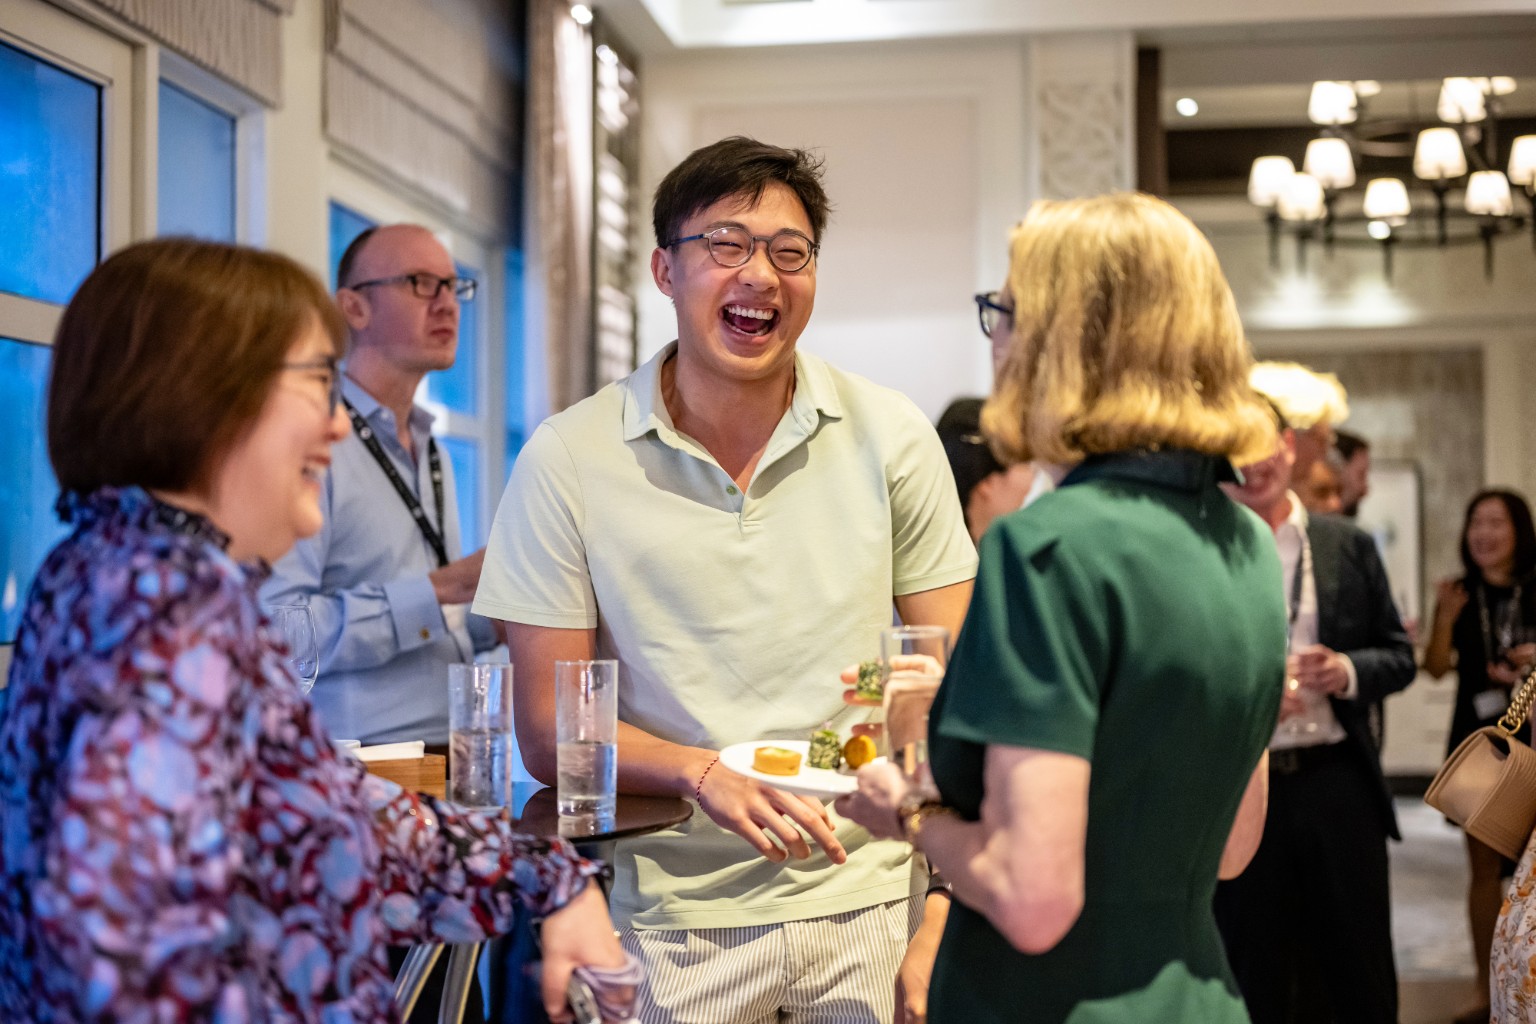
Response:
[0,39,101,306]
[0,338,63,643]
[329,202,375,288]
[157,80,236,241]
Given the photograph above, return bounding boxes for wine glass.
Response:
[270,603,319,695]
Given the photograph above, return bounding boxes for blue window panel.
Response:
[328,202,376,289]
[504,248,527,479]
[425,260,479,416]
[0,41,101,305]
[157,81,236,241]
[0,339,66,643]
[440,436,481,547]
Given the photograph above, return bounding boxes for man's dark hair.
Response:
[652,136,831,247]
[335,226,380,290]
[1335,429,1369,461]
[936,397,1004,510]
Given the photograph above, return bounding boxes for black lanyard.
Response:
[1478,581,1524,664]
[1285,526,1309,654]
[343,399,448,568]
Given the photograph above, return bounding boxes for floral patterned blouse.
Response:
[1496,836,1536,1021]
[0,487,602,1022]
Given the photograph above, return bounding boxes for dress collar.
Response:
[57,485,233,551]
[1058,448,1239,493]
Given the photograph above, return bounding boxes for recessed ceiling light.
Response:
[570,3,594,25]
[1175,97,1199,117]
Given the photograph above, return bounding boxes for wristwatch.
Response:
[897,794,957,846]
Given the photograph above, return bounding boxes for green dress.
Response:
[927,450,1285,1024]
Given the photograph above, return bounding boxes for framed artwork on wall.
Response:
[1354,458,1424,631]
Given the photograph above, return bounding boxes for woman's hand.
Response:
[1489,643,1536,686]
[1435,578,1469,626]
[538,884,634,1023]
[834,761,915,841]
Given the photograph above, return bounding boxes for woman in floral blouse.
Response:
[0,238,635,1022]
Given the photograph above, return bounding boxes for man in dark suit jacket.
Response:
[1214,417,1416,1024]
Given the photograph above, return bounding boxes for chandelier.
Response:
[1246,77,1536,280]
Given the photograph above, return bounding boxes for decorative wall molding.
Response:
[324,0,521,242]
[1028,32,1135,201]
[86,0,288,105]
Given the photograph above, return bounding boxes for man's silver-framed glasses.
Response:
[347,272,477,302]
[664,225,819,273]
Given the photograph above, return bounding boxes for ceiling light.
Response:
[1303,137,1355,190]
[1466,170,1515,216]
[1413,127,1468,181]
[1175,97,1198,117]
[1307,81,1357,126]
[1508,135,1536,187]
[570,3,594,25]
[1247,156,1295,208]
[1362,178,1411,220]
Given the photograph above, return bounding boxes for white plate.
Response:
[718,740,882,799]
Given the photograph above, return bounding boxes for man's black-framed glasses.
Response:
[347,272,477,302]
[974,291,1013,339]
[664,225,818,273]
[283,355,342,416]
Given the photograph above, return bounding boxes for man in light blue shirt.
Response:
[263,224,497,746]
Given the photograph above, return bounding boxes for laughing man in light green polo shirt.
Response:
[473,136,976,1024]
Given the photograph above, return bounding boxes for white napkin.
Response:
[355,740,427,762]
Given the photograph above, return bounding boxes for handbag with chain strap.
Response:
[1427,664,1536,860]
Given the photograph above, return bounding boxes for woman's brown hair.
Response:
[48,237,345,495]
[981,193,1273,468]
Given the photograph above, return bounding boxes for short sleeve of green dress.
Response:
[926,450,1285,1024]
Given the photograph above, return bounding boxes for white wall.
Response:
[637,38,1029,420]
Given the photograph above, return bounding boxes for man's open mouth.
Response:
[722,303,778,337]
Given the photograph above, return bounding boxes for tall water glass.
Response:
[555,660,618,821]
[448,663,514,811]
[880,625,950,785]
[270,603,319,695]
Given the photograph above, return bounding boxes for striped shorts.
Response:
[620,894,924,1024]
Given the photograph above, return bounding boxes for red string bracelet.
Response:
[695,755,721,803]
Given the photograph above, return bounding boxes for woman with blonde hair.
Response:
[839,192,1284,1023]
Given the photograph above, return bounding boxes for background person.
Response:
[837,192,1283,1024]
[1249,360,1349,485]
[264,224,500,750]
[1426,489,1536,1024]
[1335,429,1371,517]
[936,396,1036,545]
[0,238,631,1022]
[1214,393,1415,1024]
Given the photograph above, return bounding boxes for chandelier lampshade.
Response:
[1307,81,1358,126]
[1362,178,1412,220]
[1508,135,1536,187]
[1465,170,1515,216]
[1303,138,1356,189]
[1248,155,1296,207]
[1413,127,1469,180]
[1437,77,1489,123]
[1277,173,1327,222]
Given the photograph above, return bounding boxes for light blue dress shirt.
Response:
[263,378,495,744]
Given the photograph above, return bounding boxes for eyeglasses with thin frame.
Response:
[346,272,477,302]
[974,291,1014,340]
[663,225,819,273]
[283,355,342,416]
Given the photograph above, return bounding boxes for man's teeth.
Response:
[726,305,773,320]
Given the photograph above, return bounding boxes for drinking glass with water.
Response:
[448,662,514,811]
[555,660,618,822]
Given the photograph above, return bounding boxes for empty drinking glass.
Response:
[270,602,318,695]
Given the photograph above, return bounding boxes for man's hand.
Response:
[1292,644,1351,696]
[896,894,948,1024]
[429,547,486,605]
[698,763,848,864]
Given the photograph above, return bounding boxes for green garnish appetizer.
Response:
[808,727,842,770]
[855,659,885,701]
